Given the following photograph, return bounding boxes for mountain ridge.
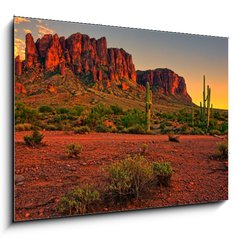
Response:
[15,32,192,104]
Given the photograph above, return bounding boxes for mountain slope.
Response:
[15,32,193,107]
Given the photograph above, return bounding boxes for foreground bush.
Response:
[57,185,100,215]
[217,141,228,159]
[106,155,153,200]
[139,143,148,155]
[24,130,44,146]
[66,143,82,158]
[74,126,90,134]
[152,162,173,187]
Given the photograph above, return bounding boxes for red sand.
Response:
[14,131,228,221]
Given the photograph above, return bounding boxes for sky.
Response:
[14,17,228,109]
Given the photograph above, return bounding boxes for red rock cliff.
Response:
[136,68,192,102]
[21,33,136,83]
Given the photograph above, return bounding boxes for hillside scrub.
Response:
[15,102,228,136]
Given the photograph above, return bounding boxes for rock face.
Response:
[15,55,22,76]
[15,82,26,94]
[136,68,192,102]
[25,33,38,68]
[15,32,192,103]
[20,32,136,83]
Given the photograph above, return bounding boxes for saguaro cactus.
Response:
[206,85,211,127]
[203,75,206,117]
[146,81,152,132]
[200,75,212,127]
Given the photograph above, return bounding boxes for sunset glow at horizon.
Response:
[14,17,228,110]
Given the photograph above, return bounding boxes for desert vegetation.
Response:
[15,102,228,136]
[56,154,173,215]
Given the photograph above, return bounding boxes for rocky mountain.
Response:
[16,33,136,83]
[15,32,192,104]
[136,68,192,102]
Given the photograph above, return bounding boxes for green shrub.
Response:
[139,143,148,155]
[69,105,84,116]
[74,126,90,134]
[95,124,111,133]
[15,123,32,131]
[45,124,58,131]
[15,102,39,124]
[106,155,153,200]
[56,107,70,114]
[121,109,146,128]
[152,162,173,187]
[191,127,204,135]
[220,122,228,134]
[209,129,221,136]
[57,185,100,215]
[39,105,54,113]
[85,104,112,127]
[127,124,145,134]
[110,105,124,115]
[24,130,44,146]
[217,141,228,159]
[66,143,82,158]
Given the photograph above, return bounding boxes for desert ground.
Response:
[14,131,228,221]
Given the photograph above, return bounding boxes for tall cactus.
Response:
[206,85,211,127]
[203,75,206,117]
[146,81,152,132]
[200,102,203,118]
[200,75,212,128]
[191,106,194,126]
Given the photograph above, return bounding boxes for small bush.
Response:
[66,143,82,158]
[220,122,228,134]
[15,102,39,124]
[153,162,173,187]
[110,105,124,115]
[15,123,32,131]
[56,107,70,114]
[57,185,100,215]
[95,124,110,133]
[139,143,148,155]
[191,127,204,135]
[69,105,84,116]
[74,126,90,134]
[39,105,54,113]
[168,134,180,142]
[106,155,153,200]
[121,109,146,128]
[24,130,44,146]
[127,124,145,134]
[209,129,221,136]
[45,124,58,131]
[217,141,228,159]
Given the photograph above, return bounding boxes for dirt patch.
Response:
[14,131,228,221]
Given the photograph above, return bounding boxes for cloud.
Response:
[14,17,30,24]
[14,38,25,59]
[37,24,54,37]
[23,29,32,34]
